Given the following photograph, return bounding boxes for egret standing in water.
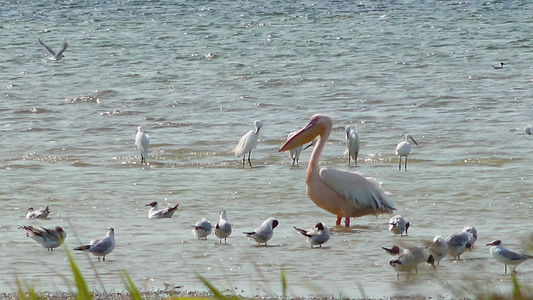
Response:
[395,134,418,171]
[345,126,360,166]
[287,131,315,166]
[279,115,396,227]
[135,126,150,164]
[232,120,263,167]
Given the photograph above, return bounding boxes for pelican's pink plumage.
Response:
[279,115,396,227]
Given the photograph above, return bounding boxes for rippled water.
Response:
[1,0,533,298]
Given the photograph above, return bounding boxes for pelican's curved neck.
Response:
[308,123,332,176]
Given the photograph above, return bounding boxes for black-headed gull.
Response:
[446,227,476,260]
[385,245,435,279]
[145,201,179,219]
[424,236,448,266]
[74,228,115,261]
[243,217,278,245]
[389,215,410,236]
[232,120,263,168]
[492,62,505,69]
[293,222,330,247]
[135,126,150,164]
[192,218,212,240]
[38,39,68,61]
[26,206,51,219]
[19,225,66,251]
[214,210,232,244]
[487,240,533,274]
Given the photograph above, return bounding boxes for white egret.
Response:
[345,126,360,166]
[395,134,418,171]
[232,120,263,167]
[135,126,150,164]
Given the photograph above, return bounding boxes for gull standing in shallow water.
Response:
[293,222,330,248]
[232,120,263,167]
[279,115,396,227]
[425,236,448,266]
[145,202,179,219]
[487,240,533,274]
[243,217,279,246]
[135,126,150,164]
[395,134,418,171]
[385,245,435,279]
[345,126,360,166]
[389,215,410,236]
[446,228,475,260]
[215,210,232,244]
[74,228,115,261]
[193,218,212,240]
[38,39,68,61]
[19,225,66,251]
[26,206,51,219]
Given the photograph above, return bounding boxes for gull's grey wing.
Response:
[56,41,68,57]
[38,39,56,56]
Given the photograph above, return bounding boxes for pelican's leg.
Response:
[335,216,342,226]
[247,151,253,168]
[344,217,350,227]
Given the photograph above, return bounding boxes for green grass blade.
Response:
[511,273,523,300]
[64,245,91,300]
[16,278,29,300]
[122,270,142,300]
[280,268,287,298]
[197,275,229,300]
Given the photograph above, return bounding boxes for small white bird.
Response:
[487,240,533,274]
[389,215,410,236]
[425,236,448,266]
[387,246,435,279]
[293,222,331,248]
[215,210,232,244]
[74,228,115,261]
[135,126,150,164]
[232,120,263,167]
[192,218,212,240]
[287,132,315,166]
[19,225,67,251]
[446,230,475,260]
[395,134,418,171]
[145,202,179,219]
[26,206,51,219]
[492,62,505,69]
[243,217,279,245]
[525,124,533,135]
[38,39,68,61]
[345,126,360,166]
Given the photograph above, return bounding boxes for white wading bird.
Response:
[425,236,448,266]
[74,228,115,261]
[487,240,533,274]
[243,217,278,246]
[19,225,66,251]
[135,126,150,164]
[232,120,263,167]
[293,222,330,247]
[192,218,212,240]
[215,210,232,244]
[287,132,315,166]
[279,115,396,227]
[26,206,51,219]
[395,134,418,171]
[145,201,179,219]
[38,39,68,61]
[389,215,410,236]
[345,126,360,166]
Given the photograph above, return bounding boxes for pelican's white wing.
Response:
[319,168,395,212]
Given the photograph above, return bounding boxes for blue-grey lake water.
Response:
[1,0,533,298]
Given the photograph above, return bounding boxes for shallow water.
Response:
[1,0,533,298]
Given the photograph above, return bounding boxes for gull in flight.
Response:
[215,210,232,244]
[38,39,68,61]
[145,202,179,219]
[192,218,212,240]
[26,206,51,219]
[19,225,67,251]
[232,120,263,168]
[243,217,279,246]
[487,240,533,274]
[279,115,395,227]
[293,222,330,248]
[74,228,115,261]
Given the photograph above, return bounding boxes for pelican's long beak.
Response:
[279,122,317,152]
